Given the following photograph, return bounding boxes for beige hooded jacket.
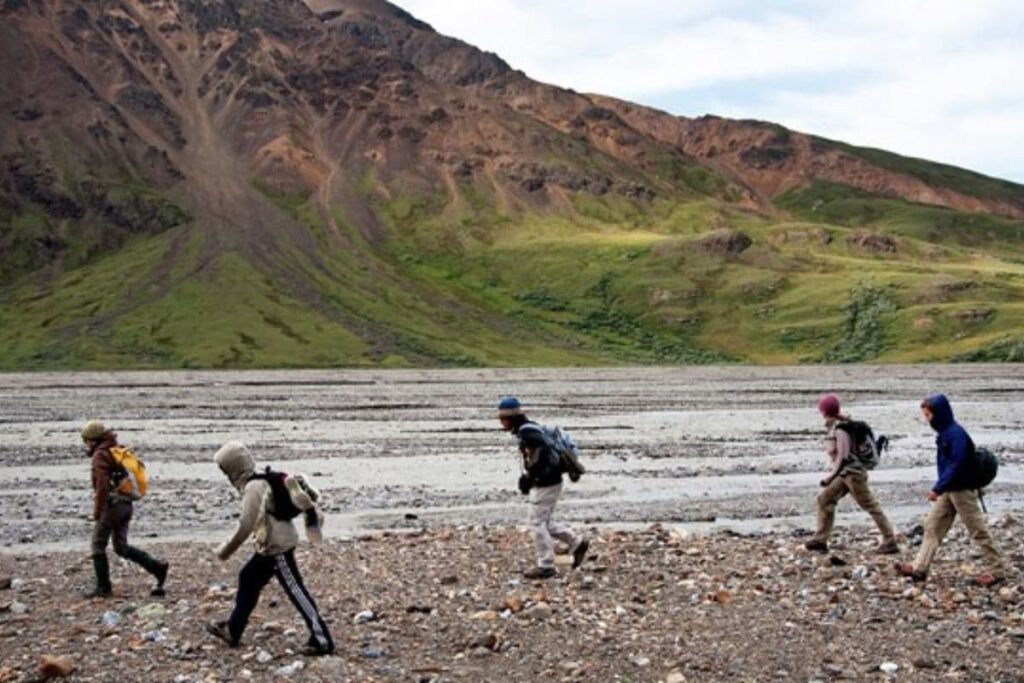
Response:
[214,442,298,559]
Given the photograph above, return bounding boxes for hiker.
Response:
[82,420,168,598]
[896,394,1009,587]
[804,395,899,555]
[206,442,334,656]
[498,397,588,579]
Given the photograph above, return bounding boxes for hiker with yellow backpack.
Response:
[81,420,168,599]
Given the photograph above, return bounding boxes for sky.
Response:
[399,0,1024,184]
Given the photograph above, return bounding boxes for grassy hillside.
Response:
[3,177,1023,369]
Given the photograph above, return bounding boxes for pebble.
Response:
[38,655,74,679]
[879,662,899,675]
[470,610,498,620]
[274,661,305,677]
[353,610,377,624]
[525,602,552,621]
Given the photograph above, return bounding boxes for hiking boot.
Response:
[302,643,335,657]
[977,573,1005,589]
[84,554,113,599]
[151,561,169,597]
[894,562,927,583]
[523,566,557,580]
[874,539,899,555]
[572,539,590,570]
[205,620,238,648]
[804,539,829,554]
[83,585,113,599]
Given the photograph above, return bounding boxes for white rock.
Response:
[275,661,305,677]
[353,610,376,624]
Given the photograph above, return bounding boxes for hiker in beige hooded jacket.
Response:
[206,442,334,656]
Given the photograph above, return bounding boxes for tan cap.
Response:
[81,420,107,441]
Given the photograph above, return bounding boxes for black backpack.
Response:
[249,467,303,521]
[835,420,887,469]
[971,444,999,489]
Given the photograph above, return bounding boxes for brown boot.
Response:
[874,539,899,555]
[894,562,927,582]
[523,566,557,580]
[804,539,828,554]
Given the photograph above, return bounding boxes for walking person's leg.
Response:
[219,554,276,646]
[273,550,334,654]
[845,473,898,552]
[911,494,957,576]
[949,491,1010,583]
[527,485,559,577]
[87,509,115,597]
[807,477,849,551]
[542,486,589,568]
[109,500,169,592]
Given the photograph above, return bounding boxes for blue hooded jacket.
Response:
[926,394,977,494]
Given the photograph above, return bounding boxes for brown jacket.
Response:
[90,437,120,521]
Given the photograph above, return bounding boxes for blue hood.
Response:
[925,393,955,433]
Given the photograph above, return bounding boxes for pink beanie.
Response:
[817,394,841,418]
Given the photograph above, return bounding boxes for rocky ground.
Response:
[1,366,1022,680]
[2,518,1024,682]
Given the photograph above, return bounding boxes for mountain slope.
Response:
[1,0,1022,369]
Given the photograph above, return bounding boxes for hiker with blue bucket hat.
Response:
[499,397,588,579]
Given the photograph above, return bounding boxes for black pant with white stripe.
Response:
[228,549,333,651]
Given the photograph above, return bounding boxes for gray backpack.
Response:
[835,420,884,470]
[524,424,586,482]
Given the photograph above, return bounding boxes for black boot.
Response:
[85,554,113,599]
[122,546,168,596]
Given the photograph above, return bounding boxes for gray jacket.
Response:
[215,442,298,559]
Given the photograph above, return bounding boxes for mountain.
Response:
[1,0,1023,369]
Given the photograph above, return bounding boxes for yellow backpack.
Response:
[110,446,148,499]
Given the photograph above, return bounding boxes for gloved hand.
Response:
[518,474,532,495]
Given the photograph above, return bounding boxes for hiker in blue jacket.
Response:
[896,394,1010,587]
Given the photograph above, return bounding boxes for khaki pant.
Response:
[913,490,1008,577]
[529,483,580,568]
[814,472,895,543]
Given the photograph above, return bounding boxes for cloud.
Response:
[399,0,1024,183]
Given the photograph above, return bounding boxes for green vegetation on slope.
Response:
[777,181,1024,247]
[2,173,1024,369]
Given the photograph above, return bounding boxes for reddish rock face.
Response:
[0,0,1020,296]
